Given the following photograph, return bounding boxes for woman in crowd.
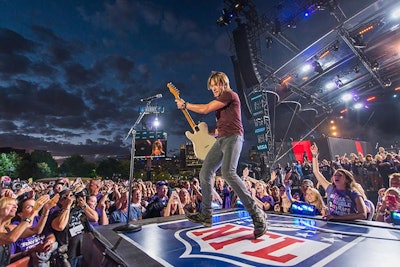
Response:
[284,177,328,216]
[254,181,274,211]
[311,143,367,221]
[178,188,196,213]
[87,194,109,226]
[270,186,281,205]
[10,195,58,266]
[353,182,375,220]
[163,191,185,217]
[109,191,141,224]
[131,188,148,215]
[376,187,400,223]
[0,195,49,266]
[215,176,231,209]
[273,185,292,213]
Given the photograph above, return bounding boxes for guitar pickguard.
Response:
[185,122,216,160]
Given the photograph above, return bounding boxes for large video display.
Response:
[135,131,167,158]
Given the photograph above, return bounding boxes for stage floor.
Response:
[93,210,400,267]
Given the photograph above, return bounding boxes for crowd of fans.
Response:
[0,145,399,266]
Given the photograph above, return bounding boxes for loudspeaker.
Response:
[233,24,260,88]
[230,55,252,120]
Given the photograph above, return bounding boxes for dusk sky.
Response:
[1,0,399,162]
[0,0,244,160]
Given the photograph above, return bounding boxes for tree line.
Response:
[0,150,133,180]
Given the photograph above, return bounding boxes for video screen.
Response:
[135,131,167,158]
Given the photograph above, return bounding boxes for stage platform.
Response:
[88,209,400,267]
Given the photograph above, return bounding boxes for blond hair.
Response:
[207,71,230,91]
[306,187,327,215]
[0,197,17,225]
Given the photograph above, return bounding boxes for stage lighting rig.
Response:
[217,8,234,26]
[371,60,380,71]
[351,34,366,49]
[312,61,324,74]
[216,0,254,26]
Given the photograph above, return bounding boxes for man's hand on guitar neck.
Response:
[175,98,187,110]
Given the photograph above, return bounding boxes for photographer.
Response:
[49,188,96,267]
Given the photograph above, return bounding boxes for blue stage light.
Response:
[291,202,317,216]
[391,211,400,225]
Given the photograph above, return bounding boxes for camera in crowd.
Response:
[74,188,88,198]
[12,181,29,192]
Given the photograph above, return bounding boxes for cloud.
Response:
[63,62,100,86]
[0,28,36,54]
[0,54,31,75]
[79,0,146,36]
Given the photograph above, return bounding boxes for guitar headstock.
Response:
[167,82,180,99]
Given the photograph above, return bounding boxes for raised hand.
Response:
[31,195,50,216]
[242,167,249,178]
[270,170,277,182]
[44,194,59,211]
[310,142,319,155]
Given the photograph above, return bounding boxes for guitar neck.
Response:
[181,109,197,131]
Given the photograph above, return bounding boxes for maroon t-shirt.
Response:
[215,89,244,137]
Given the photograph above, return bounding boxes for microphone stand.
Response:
[113,101,152,233]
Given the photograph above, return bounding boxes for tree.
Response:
[37,162,52,178]
[17,153,35,180]
[97,158,122,180]
[30,150,58,178]
[0,152,20,178]
[59,155,86,177]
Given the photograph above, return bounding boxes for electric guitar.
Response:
[167,82,216,160]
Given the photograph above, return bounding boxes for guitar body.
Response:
[167,82,216,160]
[185,122,216,160]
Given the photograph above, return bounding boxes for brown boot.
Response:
[251,209,267,239]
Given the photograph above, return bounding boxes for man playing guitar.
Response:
[175,71,267,239]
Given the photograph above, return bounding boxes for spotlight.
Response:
[233,1,244,11]
[335,78,343,88]
[341,93,353,102]
[332,41,339,51]
[358,25,374,35]
[216,8,234,26]
[280,75,292,85]
[371,61,380,71]
[353,102,363,109]
[153,117,160,127]
[287,21,297,28]
[352,35,366,49]
[319,50,330,59]
[384,78,392,87]
[312,61,323,74]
